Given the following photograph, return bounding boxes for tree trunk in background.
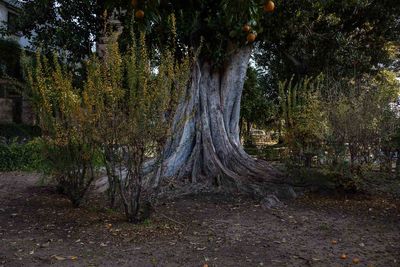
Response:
[396,149,400,178]
[153,46,293,197]
[304,154,312,168]
[245,120,253,147]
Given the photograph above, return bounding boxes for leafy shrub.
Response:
[0,138,43,171]
[93,28,190,222]
[25,51,101,207]
[40,140,101,206]
[288,165,360,192]
[276,70,400,193]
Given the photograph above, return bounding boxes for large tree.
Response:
[17,0,399,197]
[125,0,289,195]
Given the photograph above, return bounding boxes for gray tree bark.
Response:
[153,45,292,197]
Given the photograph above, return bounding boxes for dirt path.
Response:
[0,172,399,267]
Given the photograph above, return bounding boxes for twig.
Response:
[159,213,186,228]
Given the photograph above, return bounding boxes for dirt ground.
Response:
[0,172,399,267]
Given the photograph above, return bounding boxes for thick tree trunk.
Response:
[153,46,292,197]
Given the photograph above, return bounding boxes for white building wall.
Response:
[0,1,31,49]
[0,2,7,28]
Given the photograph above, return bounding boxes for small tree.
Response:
[279,76,327,167]
[26,53,100,207]
[85,27,190,221]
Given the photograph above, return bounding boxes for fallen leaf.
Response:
[40,242,50,248]
[52,255,66,261]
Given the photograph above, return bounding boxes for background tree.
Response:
[16,0,117,64]
[255,0,400,101]
[241,66,278,146]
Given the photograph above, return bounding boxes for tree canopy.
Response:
[17,0,279,64]
[16,0,399,72]
[257,0,400,80]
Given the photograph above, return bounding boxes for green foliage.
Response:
[256,0,400,107]
[0,138,44,171]
[16,0,399,71]
[17,0,102,65]
[241,66,278,140]
[117,0,279,64]
[17,0,281,67]
[278,0,398,73]
[288,166,337,190]
[39,139,102,205]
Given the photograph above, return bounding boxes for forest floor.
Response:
[0,172,399,267]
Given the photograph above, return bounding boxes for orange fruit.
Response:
[352,258,360,264]
[340,254,347,260]
[331,240,338,244]
[247,33,257,43]
[131,0,138,7]
[264,1,275,13]
[242,24,251,32]
[135,9,145,19]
